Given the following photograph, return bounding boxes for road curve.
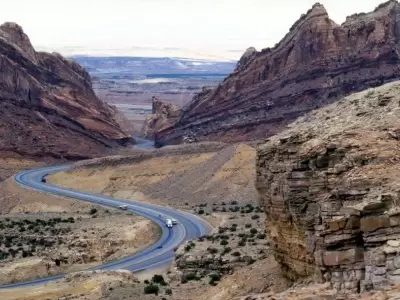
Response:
[0,138,212,289]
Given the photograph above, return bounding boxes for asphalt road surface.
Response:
[0,137,211,289]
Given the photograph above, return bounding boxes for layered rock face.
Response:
[256,81,400,292]
[0,22,131,159]
[155,1,400,146]
[141,97,182,139]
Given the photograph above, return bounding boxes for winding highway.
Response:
[0,138,212,289]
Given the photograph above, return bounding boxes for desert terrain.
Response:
[0,174,160,287]
[5,1,400,300]
[21,82,400,300]
[71,56,235,133]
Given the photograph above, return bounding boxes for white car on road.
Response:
[166,219,173,228]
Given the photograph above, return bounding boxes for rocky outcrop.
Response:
[256,81,400,292]
[155,1,400,146]
[0,22,131,160]
[141,97,182,139]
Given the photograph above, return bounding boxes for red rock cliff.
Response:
[155,1,400,146]
[141,97,182,139]
[0,22,131,160]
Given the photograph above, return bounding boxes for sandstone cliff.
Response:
[155,1,400,146]
[256,81,400,292]
[141,97,182,139]
[0,22,131,160]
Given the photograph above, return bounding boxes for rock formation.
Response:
[0,22,131,160]
[141,97,182,139]
[155,1,400,146]
[256,81,400,292]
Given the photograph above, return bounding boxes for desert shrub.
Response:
[22,250,32,258]
[220,240,228,246]
[231,251,241,257]
[152,274,167,285]
[89,208,97,215]
[182,272,200,282]
[222,247,232,254]
[209,273,221,281]
[251,214,260,220]
[246,257,256,265]
[144,279,150,284]
[230,200,238,205]
[221,207,227,212]
[250,228,258,235]
[218,227,228,234]
[238,238,246,247]
[204,235,214,241]
[255,206,263,213]
[257,233,266,239]
[144,284,159,295]
[198,209,205,215]
[238,233,246,238]
[207,247,218,254]
[229,206,240,212]
[0,251,9,260]
[222,234,230,240]
[245,223,252,228]
[165,288,173,295]
[209,280,218,286]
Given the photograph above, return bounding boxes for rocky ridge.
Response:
[0,22,131,160]
[155,1,400,146]
[256,81,400,293]
[141,97,182,139]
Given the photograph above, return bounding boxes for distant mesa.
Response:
[0,22,131,160]
[153,0,400,146]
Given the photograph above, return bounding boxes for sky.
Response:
[0,0,389,60]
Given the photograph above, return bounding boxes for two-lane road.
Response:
[0,138,211,289]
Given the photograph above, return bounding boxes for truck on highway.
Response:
[118,205,128,210]
[166,219,173,228]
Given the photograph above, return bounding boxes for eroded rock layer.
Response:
[155,1,400,146]
[256,81,400,292]
[141,97,182,139]
[0,22,130,159]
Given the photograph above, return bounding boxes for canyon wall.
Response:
[0,22,131,160]
[256,81,400,292]
[155,1,400,146]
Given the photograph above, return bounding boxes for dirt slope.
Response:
[48,143,258,207]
